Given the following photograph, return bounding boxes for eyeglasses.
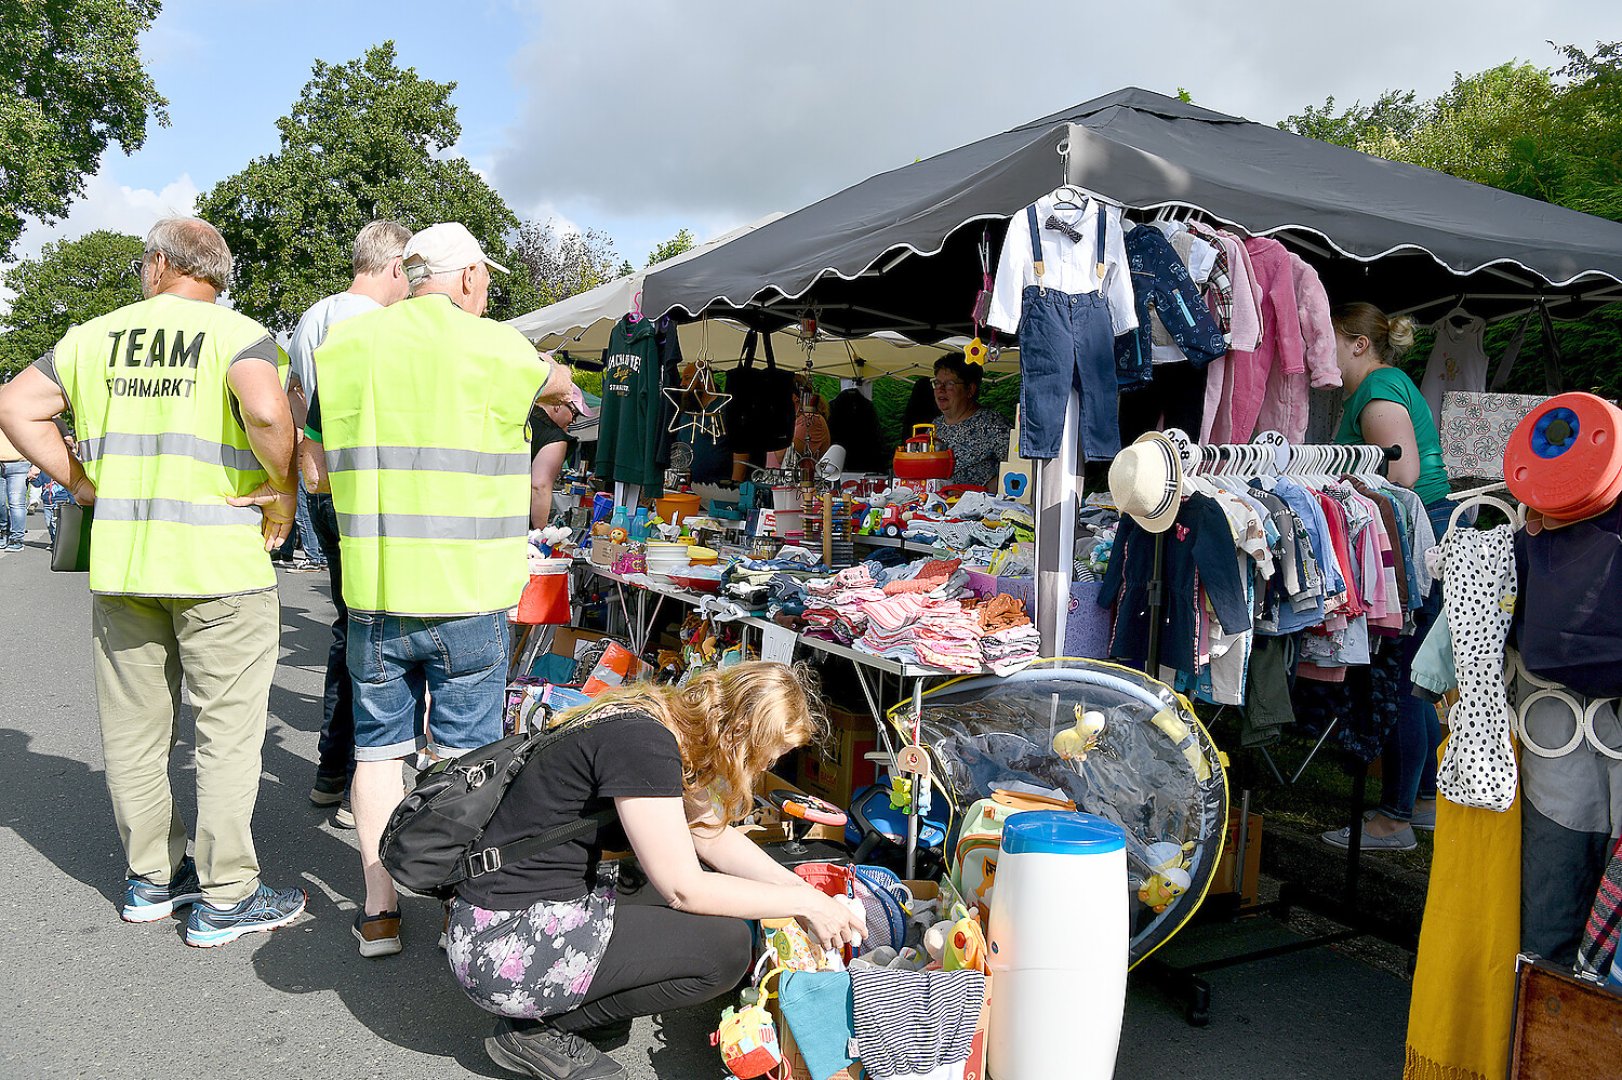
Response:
[931,379,965,391]
[129,257,146,280]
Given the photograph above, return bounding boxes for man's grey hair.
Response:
[352,220,411,276]
[145,218,233,291]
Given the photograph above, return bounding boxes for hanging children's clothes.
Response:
[989,194,1136,462]
[1214,237,1304,443]
[1252,255,1341,442]
[1511,498,1622,697]
[1436,525,1519,812]
[1098,491,1251,678]
[1113,225,1226,392]
[1419,309,1489,428]
[1188,221,1261,351]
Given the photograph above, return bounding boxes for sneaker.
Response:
[3,544,21,553]
[1321,821,1417,851]
[310,772,346,807]
[1410,800,1438,832]
[333,789,355,829]
[353,909,403,957]
[290,558,327,573]
[120,856,204,923]
[486,1020,627,1080]
[184,883,307,948]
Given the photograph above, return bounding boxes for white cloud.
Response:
[12,169,201,263]
[495,0,1622,225]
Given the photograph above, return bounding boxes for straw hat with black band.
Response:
[1109,432,1185,533]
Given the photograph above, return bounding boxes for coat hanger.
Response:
[1050,185,1088,211]
[627,289,644,324]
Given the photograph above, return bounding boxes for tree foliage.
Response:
[0,228,142,377]
[646,228,695,267]
[196,42,540,331]
[511,219,623,306]
[0,0,169,260]
[1281,41,1622,398]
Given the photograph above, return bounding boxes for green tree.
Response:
[0,1,169,260]
[1281,42,1622,399]
[0,228,142,376]
[197,42,540,331]
[512,218,622,305]
[646,228,695,267]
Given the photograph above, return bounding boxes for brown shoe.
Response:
[352,909,402,957]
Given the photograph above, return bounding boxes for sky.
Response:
[11,0,1622,303]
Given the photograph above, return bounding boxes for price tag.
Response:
[761,623,798,664]
[1252,429,1290,471]
[1162,427,1198,473]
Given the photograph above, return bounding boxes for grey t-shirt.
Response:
[287,291,381,397]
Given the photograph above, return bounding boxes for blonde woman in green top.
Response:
[1323,302,1454,853]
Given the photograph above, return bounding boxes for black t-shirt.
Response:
[529,405,576,461]
[459,709,685,909]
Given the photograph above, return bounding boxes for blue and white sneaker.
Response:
[184,883,307,948]
[120,856,204,923]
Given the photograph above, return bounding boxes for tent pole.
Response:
[1033,393,1082,658]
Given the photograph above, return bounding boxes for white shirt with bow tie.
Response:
[987,191,1139,337]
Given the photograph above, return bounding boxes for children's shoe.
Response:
[184,884,307,948]
[120,856,204,923]
[353,909,403,957]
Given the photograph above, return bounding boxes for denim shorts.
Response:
[347,610,510,761]
[1017,285,1120,461]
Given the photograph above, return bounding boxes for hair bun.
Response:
[1387,315,1416,354]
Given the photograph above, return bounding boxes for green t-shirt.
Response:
[1335,366,1450,504]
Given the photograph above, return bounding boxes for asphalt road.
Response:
[0,514,1412,1079]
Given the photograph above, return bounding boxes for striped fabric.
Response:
[850,968,984,1080]
[1578,835,1622,978]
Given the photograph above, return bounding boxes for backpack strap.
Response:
[465,807,617,879]
[462,706,641,880]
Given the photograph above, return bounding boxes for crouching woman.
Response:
[447,661,867,1080]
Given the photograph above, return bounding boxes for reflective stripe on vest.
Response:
[326,445,530,477]
[80,432,262,471]
[49,294,284,596]
[337,512,529,541]
[314,294,551,615]
[96,498,261,527]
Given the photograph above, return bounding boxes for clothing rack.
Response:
[1136,438,1406,1025]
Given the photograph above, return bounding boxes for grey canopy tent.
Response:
[643,88,1622,337]
[633,86,1622,653]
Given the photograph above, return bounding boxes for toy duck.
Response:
[941,905,989,974]
[1138,867,1191,913]
[1052,707,1107,761]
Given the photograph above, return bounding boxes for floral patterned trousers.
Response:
[447,863,619,1019]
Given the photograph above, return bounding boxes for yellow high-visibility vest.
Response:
[47,294,285,596]
[314,294,551,616]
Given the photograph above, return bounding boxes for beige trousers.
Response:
[91,589,279,905]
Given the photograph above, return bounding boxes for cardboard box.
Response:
[1209,811,1263,908]
[795,707,879,809]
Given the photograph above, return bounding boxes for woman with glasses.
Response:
[926,355,1010,491]
[529,385,585,528]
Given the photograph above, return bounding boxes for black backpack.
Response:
[379,711,621,899]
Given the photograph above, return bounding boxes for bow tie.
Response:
[1044,215,1086,243]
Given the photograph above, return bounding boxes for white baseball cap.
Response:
[402,222,510,282]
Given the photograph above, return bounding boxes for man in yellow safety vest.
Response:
[0,217,308,947]
[302,221,573,958]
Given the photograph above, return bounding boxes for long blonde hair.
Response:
[560,661,827,825]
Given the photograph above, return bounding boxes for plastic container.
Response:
[655,491,702,525]
[1505,392,1622,521]
[987,811,1127,1080]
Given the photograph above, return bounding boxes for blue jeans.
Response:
[295,484,324,564]
[347,609,510,761]
[1380,500,1456,821]
[1,460,29,547]
[1016,287,1119,461]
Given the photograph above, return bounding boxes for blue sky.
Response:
[14,0,1622,310]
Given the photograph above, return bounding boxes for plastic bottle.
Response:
[610,506,628,533]
[631,507,650,542]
